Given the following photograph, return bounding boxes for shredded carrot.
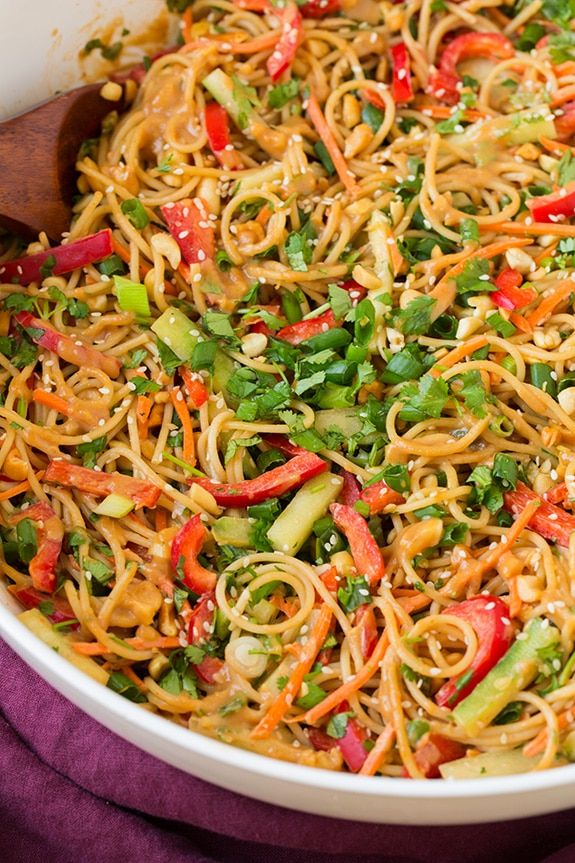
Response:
[155,507,169,532]
[526,281,574,328]
[509,311,532,334]
[478,499,541,575]
[121,666,146,689]
[251,603,333,739]
[181,7,194,43]
[298,630,389,726]
[136,394,153,439]
[535,240,559,265]
[523,710,571,758]
[397,593,432,615]
[550,85,575,108]
[170,386,196,466]
[539,136,573,155]
[507,576,522,619]
[415,104,485,122]
[0,310,10,337]
[307,92,360,197]
[112,237,152,280]
[32,390,70,416]
[430,335,488,378]
[0,471,44,502]
[72,635,181,656]
[483,221,575,239]
[359,724,396,776]
[255,203,273,226]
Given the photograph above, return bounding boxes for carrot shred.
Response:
[170,386,196,466]
[482,221,575,238]
[509,311,532,334]
[523,710,570,758]
[251,603,333,739]
[526,282,574,328]
[539,136,574,155]
[307,92,360,197]
[72,635,181,656]
[0,471,45,502]
[414,104,485,122]
[534,240,559,265]
[182,7,194,43]
[359,724,396,776]
[136,394,153,440]
[111,237,152,280]
[550,85,575,108]
[298,630,389,726]
[32,390,71,415]
[478,499,541,575]
[155,507,169,532]
[430,335,488,378]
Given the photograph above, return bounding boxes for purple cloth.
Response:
[1,639,575,863]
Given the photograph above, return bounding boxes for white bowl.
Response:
[2,0,575,825]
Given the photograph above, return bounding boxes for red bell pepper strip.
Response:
[161,198,215,264]
[434,595,514,708]
[44,461,161,509]
[354,605,378,659]
[187,592,225,682]
[308,702,368,772]
[340,470,361,508]
[10,502,63,593]
[171,514,216,595]
[276,310,338,345]
[180,367,209,409]
[14,311,121,379]
[527,181,575,223]
[360,480,405,515]
[266,3,303,82]
[491,268,537,311]
[390,42,414,104]
[262,434,308,457]
[299,0,340,16]
[204,102,242,171]
[190,453,327,507]
[0,229,113,287]
[555,101,575,141]
[329,503,385,586]
[408,734,466,779]
[9,584,77,625]
[504,482,575,548]
[339,278,367,303]
[430,33,514,105]
[544,482,568,506]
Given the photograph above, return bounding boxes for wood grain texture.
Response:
[0,84,123,241]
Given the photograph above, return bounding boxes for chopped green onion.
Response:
[530,362,557,398]
[114,276,151,319]
[120,198,150,229]
[94,493,135,518]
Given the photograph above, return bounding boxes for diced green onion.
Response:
[114,276,151,319]
[301,328,352,353]
[120,198,150,229]
[324,359,357,385]
[282,290,303,324]
[500,355,517,375]
[489,415,514,437]
[94,493,135,518]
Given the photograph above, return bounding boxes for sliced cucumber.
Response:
[267,472,343,555]
[439,749,538,780]
[212,516,254,548]
[151,308,200,361]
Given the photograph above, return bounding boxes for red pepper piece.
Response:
[544,482,568,506]
[430,33,514,105]
[299,0,340,17]
[171,514,216,595]
[276,310,338,345]
[195,655,225,684]
[390,42,414,104]
[491,268,537,311]
[262,434,308,457]
[15,311,121,379]
[360,480,405,515]
[340,470,361,507]
[187,592,224,682]
[364,89,387,111]
[204,102,242,170]
[10,584,76,625]
[10,502,64,593]
[434,595,514,708]
[190,452,328,507]
[527,181,575,223]
[504,481,575,548]
[354,605,378,659]
[308,702,368,772]
[555,101,575,141]
[0,229,113,287]
[409,734,466,778]
[161,198,215,264]
[267,3,303,82]
[329,503,385,586]
[180,367,209,409]
[339,278,367,303]
[44,461,161,509]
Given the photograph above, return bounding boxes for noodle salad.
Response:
[5,0,575,780]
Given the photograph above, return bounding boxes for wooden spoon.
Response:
[0,83,124,241]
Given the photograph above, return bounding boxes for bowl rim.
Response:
[3,598,575,805]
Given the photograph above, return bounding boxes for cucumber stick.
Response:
[439,749,538,780]
[203,69,247,130]
[151,308,199,361]
[212,516,254,548]
[19,609,109,685]
[267,472,343,555]
[452,618,559,737]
